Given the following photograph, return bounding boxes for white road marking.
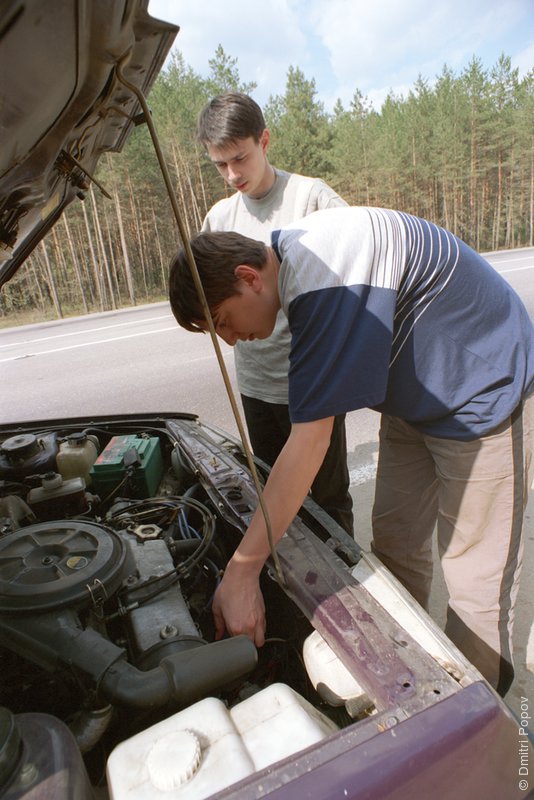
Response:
[0,326,180,362]
[0,314,172,349]
[499,265,534,274]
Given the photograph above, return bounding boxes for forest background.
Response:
[2,47,533,323]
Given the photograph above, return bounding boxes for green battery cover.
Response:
[89,435,164,498]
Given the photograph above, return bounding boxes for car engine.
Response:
[0,415,342,793]
[0,414,480,800]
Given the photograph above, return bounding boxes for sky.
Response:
[148,0,533,112]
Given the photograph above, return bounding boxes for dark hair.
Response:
[197,93,266,148]
[169,231,268,332]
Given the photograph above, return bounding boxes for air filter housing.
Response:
[0,520,128,614]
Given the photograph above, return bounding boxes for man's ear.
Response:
[235,264,262,291]
[260,128,270,153]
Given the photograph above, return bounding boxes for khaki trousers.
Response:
[371,393,533,695]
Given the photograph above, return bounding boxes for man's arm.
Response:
[314,179,348,210]
[212,416,335,646]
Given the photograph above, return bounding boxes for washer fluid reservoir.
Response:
[57,433,98,486]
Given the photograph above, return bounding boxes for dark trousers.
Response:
[241,394,354,535]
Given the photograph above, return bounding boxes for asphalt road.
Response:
[1,246,532,440]
[1,245,533,714]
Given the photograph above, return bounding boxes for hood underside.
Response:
[0,0,178,287]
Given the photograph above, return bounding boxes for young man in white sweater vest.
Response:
[197,92,353,535]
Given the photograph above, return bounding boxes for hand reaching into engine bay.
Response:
[212,559,266,646]
[210,418,335,648]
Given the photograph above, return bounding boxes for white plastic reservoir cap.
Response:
[146,729,202,791]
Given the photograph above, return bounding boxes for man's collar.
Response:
[271,229,281,263]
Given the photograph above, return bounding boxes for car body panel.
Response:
[216,681,523,800]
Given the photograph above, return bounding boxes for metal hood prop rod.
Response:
[116,58,285,587]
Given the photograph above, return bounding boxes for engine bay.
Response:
[0,418,315,781]
[0,416,358,793]
[0,414,469,798]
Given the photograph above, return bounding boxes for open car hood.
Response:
[0,0,178,287]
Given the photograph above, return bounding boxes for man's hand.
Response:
[210,417,335,648]
[212,561,266,646]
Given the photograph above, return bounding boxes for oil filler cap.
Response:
[147,730,201,790]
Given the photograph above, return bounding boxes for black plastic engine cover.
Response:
[0,520,129,614]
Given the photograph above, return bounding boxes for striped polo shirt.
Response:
[273,207,534,439]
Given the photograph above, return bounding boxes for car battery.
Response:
[89,435,164,499]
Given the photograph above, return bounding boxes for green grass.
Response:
[0,308,59,329]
